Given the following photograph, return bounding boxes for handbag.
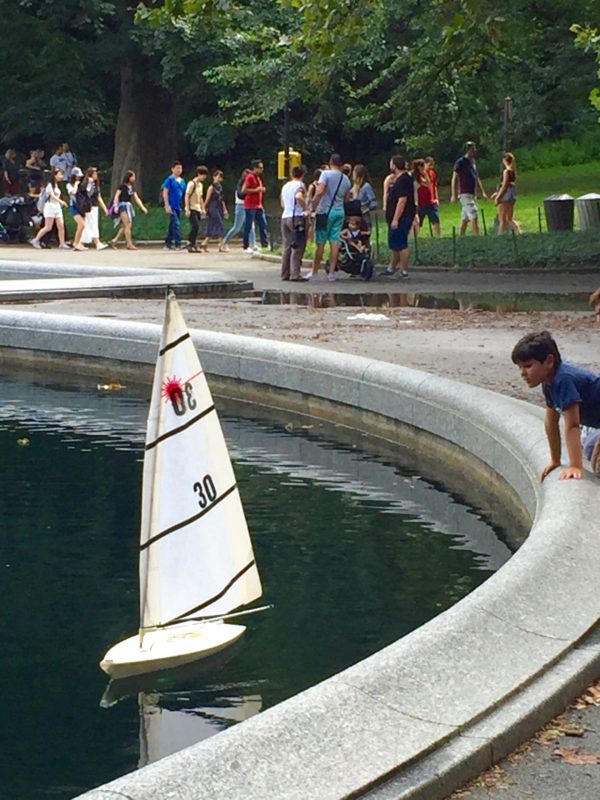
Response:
[314,174,344,230]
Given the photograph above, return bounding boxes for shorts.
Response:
[70,203,80,217]
[388,216,414,251]
[418,203,440,225]
[43,203,63,220]
[498,185,516,204]
[315,208,345,245]
[459,193,478,221]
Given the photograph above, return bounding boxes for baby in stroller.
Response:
[338,216,373,280]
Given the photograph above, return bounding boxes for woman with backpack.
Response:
[30,168,69,249]
[220,168,256,252]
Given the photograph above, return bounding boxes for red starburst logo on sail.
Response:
[161,376,184,404]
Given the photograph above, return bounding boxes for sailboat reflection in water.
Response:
[100,292,268,679]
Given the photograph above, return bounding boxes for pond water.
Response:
[0,373,512,799]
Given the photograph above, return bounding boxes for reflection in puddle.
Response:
[253,290,591,312]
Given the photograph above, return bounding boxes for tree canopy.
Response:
[1,0,598,186]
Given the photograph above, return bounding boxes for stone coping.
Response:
[0,310,597,799]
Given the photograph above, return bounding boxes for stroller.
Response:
[338,227,374,281]
[0,196,37,243]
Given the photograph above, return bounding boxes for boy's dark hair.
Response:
[589,288,600,308]
[291,165,305,179]
[171,160,182,169]
[391,155,406,170]
[329,153,343,167]
[195,165,208,176]
[511,331,562,366]
[250,159,263,169]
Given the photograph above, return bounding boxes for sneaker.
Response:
[30,239,41,249]
[327,272,336,282]
[59,243,71,249]
[96,242,108,250]
[399,269,409,278]
[163,245,173,251]
[243,248,255,254]
[384,267,395,275]
[252,245,260,253]
[303,273,317,281]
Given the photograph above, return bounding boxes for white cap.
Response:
[71,167,84,177]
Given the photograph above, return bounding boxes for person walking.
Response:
[280,164,309,281]
[242,159,269,253]
[493,152,521,234]
[385,155,416,278]
[305,153,351,281]
[66,166,86,250]
[351,164,378,230]
[161,160,186,250]
[451,141,487,235]
[184,165,208,252]
[30,168,69,249]
[201,169,228,252]
[221,169,256,252]
[110,170,148,249]
[80,167,109,249]
[415,158,441,236]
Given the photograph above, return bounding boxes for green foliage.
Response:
[572,23,600,112]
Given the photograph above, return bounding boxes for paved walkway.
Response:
[1,242,599,295]
[1,242,599,799]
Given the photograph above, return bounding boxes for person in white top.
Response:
[30,168,69,249]
[280,164,309,281]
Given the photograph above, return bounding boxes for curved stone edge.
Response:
[0,310,597,800]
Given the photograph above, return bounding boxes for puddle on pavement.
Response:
[251,290,592,313]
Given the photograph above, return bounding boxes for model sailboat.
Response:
[100,292,263,678]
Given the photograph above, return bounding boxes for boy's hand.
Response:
[541,462,560,481]
[559,466,583,480]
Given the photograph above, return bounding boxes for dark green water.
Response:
[0,375,511,799]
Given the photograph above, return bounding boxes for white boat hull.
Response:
[100,621,246,679]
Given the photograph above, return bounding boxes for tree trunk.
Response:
[111,65,177,199]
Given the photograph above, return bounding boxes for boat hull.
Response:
[100,621,246,679]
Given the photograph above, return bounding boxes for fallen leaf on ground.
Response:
[97,382,126,391]
[575,683,600,709]
[552,746,600,765]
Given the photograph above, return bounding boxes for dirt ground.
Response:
[7,295,599,404]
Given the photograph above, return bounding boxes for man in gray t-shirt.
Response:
[306,153,352,281]
[315,169,351,214]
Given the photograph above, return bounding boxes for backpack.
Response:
[236,175,247,201]
[36,186,49,213]
[75,187,92,216]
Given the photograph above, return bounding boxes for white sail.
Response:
[139,293,262,632]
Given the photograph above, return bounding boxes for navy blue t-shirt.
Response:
[453,156,478,194]
[543,362,600,427]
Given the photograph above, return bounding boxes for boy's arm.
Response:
[542,406,561,481]
[560,403,584,480]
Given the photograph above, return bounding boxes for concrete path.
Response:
[1,242,599,294]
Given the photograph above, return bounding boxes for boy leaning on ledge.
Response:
[511,330,600,481]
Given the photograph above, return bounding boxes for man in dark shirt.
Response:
[385,155,416,278]
[451,141,487,235]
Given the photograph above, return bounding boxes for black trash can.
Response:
[544,194,574,231]
[576,193,600,230]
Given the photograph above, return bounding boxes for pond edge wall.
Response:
[0,310,598,800]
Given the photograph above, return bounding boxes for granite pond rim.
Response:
[0,309,597,800]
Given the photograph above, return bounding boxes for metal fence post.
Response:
[481,207,487,236]
[452,225,457,266]
[537,207,543,233]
